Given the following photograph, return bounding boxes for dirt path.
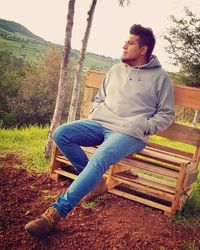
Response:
[0,154,200,250]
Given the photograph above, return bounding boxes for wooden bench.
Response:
[50,70,200,216]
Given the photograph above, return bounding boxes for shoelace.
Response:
[42,208,58,227]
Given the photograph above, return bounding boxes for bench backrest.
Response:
[80,70,200,161]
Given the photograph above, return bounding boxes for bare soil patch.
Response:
[0,154,200,250]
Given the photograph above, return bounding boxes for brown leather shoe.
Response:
[25,206,61,238]
[83,178,108,202]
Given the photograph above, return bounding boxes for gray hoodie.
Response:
[88,55,175,142]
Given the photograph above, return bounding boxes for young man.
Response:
[25,24,175,238]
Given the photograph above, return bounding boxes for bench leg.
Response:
[106,165,122,190]
[171,163,187,214]
[164,211,173,217]
[49,144,60,181]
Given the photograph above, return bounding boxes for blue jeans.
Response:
[52,120,145,217]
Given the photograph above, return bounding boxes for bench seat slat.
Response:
[113,171,175,194]
[54,169,77,180]
[146,142,194,159]
[81,145,191,166]
[81,146,191,166]
[118,158,179,179]
[110,176,174,202]
[114,170,176,188]
[138,149,190,166]
[110,188,172,213]
[56,156,72,165]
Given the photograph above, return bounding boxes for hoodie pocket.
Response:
[125,115,148,138]
[89,102,149,140]
[89,102,120,125]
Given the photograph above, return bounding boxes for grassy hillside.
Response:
[0,19,47,63]
[0,18,118,70]
[71,49,119,71]
[0,18,45,41]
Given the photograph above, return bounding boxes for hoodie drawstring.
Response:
[137,68,140,81]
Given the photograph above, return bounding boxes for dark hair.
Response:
[130,24,156,59]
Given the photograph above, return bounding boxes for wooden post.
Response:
[106,165,121,191]
[171,163,188,214]
[49,144,60,181]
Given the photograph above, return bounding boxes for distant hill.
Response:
[71,49,119,71]
[0,18,118,70]
[0,18,47,63]
[0,19,45,42]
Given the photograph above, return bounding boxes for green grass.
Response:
[0,125,50,172]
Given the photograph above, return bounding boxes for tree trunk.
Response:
[44,0,76,158]
[192,109,200,127]
[67,0,97,122]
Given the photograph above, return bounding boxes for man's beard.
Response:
[121,55,128,62]
[121,56,133,64]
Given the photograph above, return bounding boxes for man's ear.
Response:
[141,45,148,55]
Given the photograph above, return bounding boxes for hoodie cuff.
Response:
[146,119,157,135]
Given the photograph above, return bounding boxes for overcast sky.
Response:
[0,0,200,71]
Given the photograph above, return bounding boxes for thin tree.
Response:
[118,0,130,6]
[67,0,97,122]
[45,0,76,158]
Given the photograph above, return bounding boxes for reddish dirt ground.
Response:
[0,154,200,250]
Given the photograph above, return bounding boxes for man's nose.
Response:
[123,43,127,49]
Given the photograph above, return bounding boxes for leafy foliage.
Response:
[0,51,26,125]
[164,7,200,87]
[16,46,76,126]
[0,47,75,127]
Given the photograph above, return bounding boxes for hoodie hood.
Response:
[122,55,162,81]
[122,55,161,70]
[141,55,161,69]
